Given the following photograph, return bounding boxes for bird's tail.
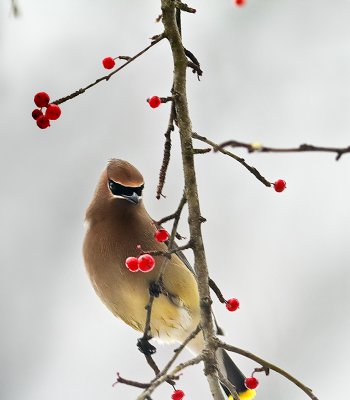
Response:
[217,348,256,400]
[187,334,256,400]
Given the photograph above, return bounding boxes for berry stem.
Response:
[52,34,164,106]
[217,340,320,400]
[193,132,272,188]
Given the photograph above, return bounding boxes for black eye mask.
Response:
[108,180,144,197]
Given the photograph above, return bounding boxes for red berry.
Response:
[45,104,61,120]
[32,109,43,120]
[36,115,50,129]
[171,389,185,400]
[226,298,240,312]
[274,179,287,193]
[244,377,259,390]
[148,96,161,109]
[235,0,245,5]
[154,229,169,243]
[138,254,155,273]
[34,92,50,107]
[125,257,139,272]
[102,57,116,69]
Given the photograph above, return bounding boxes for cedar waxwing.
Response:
[83,159,256,400]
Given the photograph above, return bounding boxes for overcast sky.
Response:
[1,1,350,400]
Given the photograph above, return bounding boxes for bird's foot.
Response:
[149,281,162,297]
[137,337,157,355]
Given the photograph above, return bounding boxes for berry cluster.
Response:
[102,56,116,70]
[32,92,61,129]
[125,254,155,273]
[171,389,185,400]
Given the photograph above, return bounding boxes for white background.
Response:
[1,1,350,399]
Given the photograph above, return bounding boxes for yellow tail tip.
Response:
[228,389,256,400]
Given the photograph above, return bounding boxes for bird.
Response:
[83,159,256,400]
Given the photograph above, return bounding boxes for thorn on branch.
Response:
[187,61,203,79]
[117,55,132,61]
[156,103,175,199]
[193,148,211,154]
[185,48,202,79]
[174,0,196,13]
[113,373,150,389]
[209,278,226,304]
[253,366,270,376]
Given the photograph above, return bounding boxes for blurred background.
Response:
[1,0,350,399]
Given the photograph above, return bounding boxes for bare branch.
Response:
[217,371,239,400]
[138,241,192,258]
[218,340,319,400]
[217,140,350,161]
[157,192,187,225]
[10,0,20,17]
[153,325,201,382]
[161,2,223,398]
[193,132,272,188]
[113,373,149,389]
[52,34,164,105]
[137,355,203,400]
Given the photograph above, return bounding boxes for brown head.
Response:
[86,159,145,222]
[106,159,144,205]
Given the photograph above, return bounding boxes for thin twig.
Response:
[10,0,20,17]
[157,192,187,225]
[137,355,203,400]
[217,371,239,400]
[139,242,192,258]
[217,140,350,161]
[113,373,149,389]
[184,48,202,79]
[138,192,189,380]
[193,148,211,154]
[193,132,272,188]
[52,34,164,105]
[174,0,196,13]
[217,340,319,400]
[156,102,176,199]
[145,353,161,376]
[209,278,226,304]
[152,325,201,382]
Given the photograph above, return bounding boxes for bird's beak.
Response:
[122,192,141,205]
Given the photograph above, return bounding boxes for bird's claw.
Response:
[149,281,162,297]
[137,337,157,355]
